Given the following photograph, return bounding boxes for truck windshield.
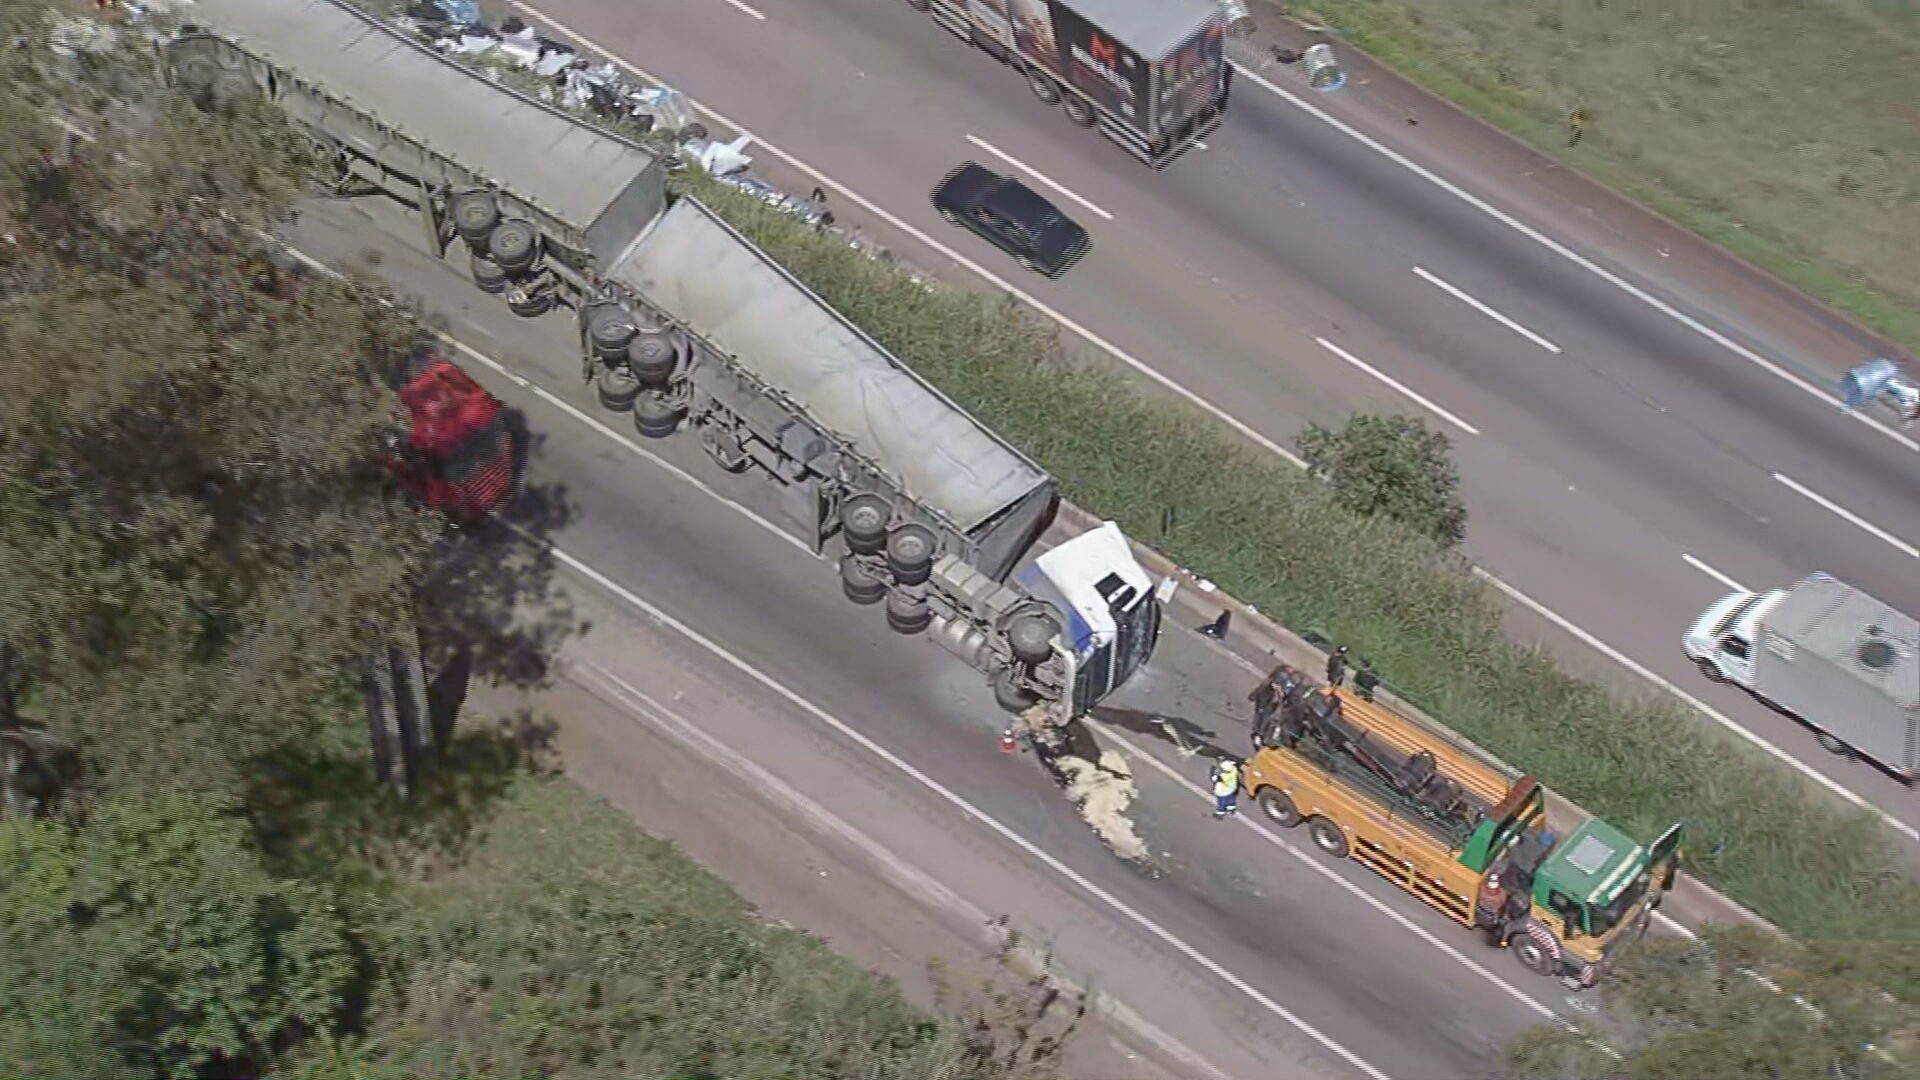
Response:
[1589,869,1651,937]
[1072,596,1161,714]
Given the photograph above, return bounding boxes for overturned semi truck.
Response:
[165,0,1163,722]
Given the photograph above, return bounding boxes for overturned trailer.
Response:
[167,0,1162,719]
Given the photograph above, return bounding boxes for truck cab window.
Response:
[1719,635,1751,660]
[1547,890,1587,937]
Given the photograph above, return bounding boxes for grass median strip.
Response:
[679,174,1920,943]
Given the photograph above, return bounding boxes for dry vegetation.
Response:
[1299,0,1920,347]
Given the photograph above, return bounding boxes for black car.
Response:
[930,162,1091,279]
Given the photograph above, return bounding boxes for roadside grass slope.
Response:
[682,174,1920,944]
[1294,0,1920,352]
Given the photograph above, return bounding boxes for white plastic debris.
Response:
[634,86,696,134]
[532,49,575,78]
[697,133,754,177]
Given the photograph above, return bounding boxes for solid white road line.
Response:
[509,522,1392,1080]
[1681,554,1747,593]
[1228,62,1920,455]
[1098,727,1560,1025]
[276,241,819,559]
[504,0,1916,848]
[1317,336,1481,436]
[722,0,766,20]
[966,133,1114,220]
[293,222,1893,1065]
[506,0,1309,472]
[1412,266,1561,354]
[575,662,1234,1080]
[1472,566,1920,842]
[1772,473,1920,558]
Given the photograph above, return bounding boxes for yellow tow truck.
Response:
[1243,674,1683,986]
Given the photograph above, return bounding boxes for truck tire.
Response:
[841,556,887,605]
[469,252,508,294]
[992,668,1039,713]
[1256,788,1302,827]
[506,286,554,318]
[1815,731,1854,758]
[1695,657,1728,684]
[886,590,932,634]
[1307,816,1349,859]
[1062,93,1096,127]
[885,523,937,585]
[1006,611,1059,666]
[596,363,641,412]
[840,493,892,555]
[1511,933,1559,978]
[587,306,639,361]
[488,218,542,275]
[626,328,678,385]
[1026,67,1061,104]
[449,190,500,246]
[633,394,683,439]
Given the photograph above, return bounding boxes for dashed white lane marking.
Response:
[1318,336,1481,436]
[1773,473,1920,558]
[1228,61,1920,455]
[1682,554,1747,593]
[1413,266,1561,354]
[1472,566,1919,841]
[722,0,766,20]
[967,133,1114,220]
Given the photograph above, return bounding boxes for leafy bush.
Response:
[677,174,1920,942]
[0,793,354,1080]
[334,777,1072,1080]
[1297,414,1468,545]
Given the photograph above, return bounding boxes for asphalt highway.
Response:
[507,0,1920,835]
[284,191,1619,1080]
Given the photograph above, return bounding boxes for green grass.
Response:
[680,174,1920,944]
[1295,0,1920,357]
[344,774,1070,1079]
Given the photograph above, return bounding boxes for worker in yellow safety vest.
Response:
[1211,758,1242,818]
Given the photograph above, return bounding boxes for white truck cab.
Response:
[1682,587,1789,689]
[1685,574,1920,781]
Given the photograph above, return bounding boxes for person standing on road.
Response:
[1325,645,1349,690]
[1249,663,1301,751]
[1210,758,1242,818]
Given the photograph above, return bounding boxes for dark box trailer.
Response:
[1757,574,1920,782]
[920,0,1229,167]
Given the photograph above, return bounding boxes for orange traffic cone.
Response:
[998,729,1018,753]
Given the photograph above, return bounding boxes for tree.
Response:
[0,791,355,1080]
[0,2,442,798]
[1295,414,1468,546]
[1502,927,1919,1080]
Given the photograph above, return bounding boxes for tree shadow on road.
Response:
[416,407,588,705]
